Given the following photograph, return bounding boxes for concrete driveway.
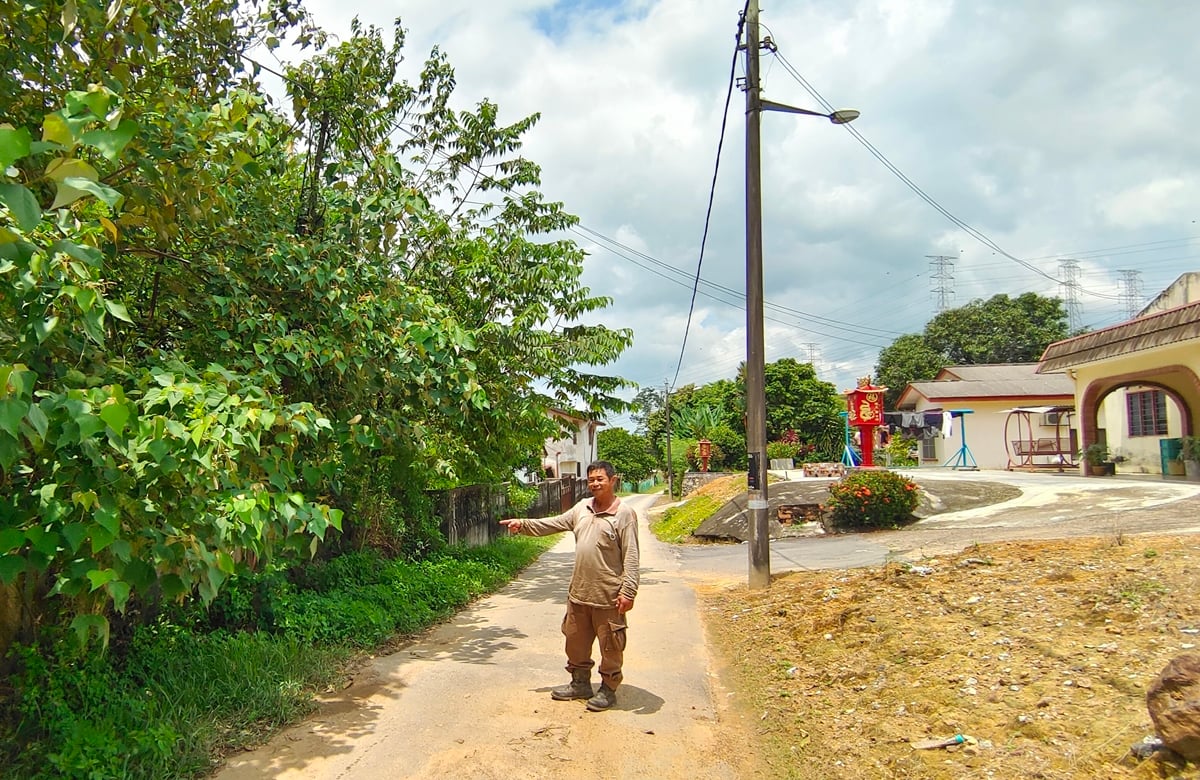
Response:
[674,469,1200,582]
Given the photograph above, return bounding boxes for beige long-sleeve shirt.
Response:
[517,496,639,608]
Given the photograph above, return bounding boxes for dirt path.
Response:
[215,493,760,779]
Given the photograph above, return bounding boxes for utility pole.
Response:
[739,0,858,590]
[743,0,770,590]
[663,381,674,499]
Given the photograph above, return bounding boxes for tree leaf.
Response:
[0,555,26,585]
[61,0,78,41]
[0,183,41,232]
[0,397,30,437]
[0,528,24,554]
[58,176,124,210]
[41,114,75,148]
[104,299,133,322]
[61,523,87,553]
[99,400,130,433]
[107,579,131,612]
[79,119,138,161]
[0,126,32,171]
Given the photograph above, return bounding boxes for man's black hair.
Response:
[586,460,616,478]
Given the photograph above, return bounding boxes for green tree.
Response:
[873,293,1070,408]
[630,386,664,437]
[923,293,1069,365]
[874,333,945,407]
[0,4,631,641]
[596,428,655,487]
[736,358,842,449]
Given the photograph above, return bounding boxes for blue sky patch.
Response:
[533,0,644,39]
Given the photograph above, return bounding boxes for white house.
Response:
[894,364,1076,470]
[540,409,604,479]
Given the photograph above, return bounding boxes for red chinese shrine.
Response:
[843,377,887,467]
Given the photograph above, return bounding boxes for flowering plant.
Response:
[824,470,921,530]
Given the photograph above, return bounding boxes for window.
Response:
[921,437,937,460]
[1126,390,1167,437]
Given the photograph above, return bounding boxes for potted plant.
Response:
[1179,435,1200,481]
[1080,443,1110,476]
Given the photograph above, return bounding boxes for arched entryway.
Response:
[1077,365,1199,473]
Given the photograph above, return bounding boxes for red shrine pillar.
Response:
[844,379,887,467]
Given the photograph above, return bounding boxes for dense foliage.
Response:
[0,1,629,641]
[874,293,1070,406]
[640,359,842,473]
[823,470,921,530]
[0,535,555,780]
[596,427,656,486]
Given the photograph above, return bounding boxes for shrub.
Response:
[766,440,798,461]
[824,470,921,530]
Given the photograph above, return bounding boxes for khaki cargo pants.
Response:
[562,599,628,689]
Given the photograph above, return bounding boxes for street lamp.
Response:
[743,0,859,590]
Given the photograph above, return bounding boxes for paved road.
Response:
[674,469,1200,581]
[213,472,1200,778]
[216,493,748,780]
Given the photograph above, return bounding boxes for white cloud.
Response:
[294,0,1200,425]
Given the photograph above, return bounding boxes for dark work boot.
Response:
[586,683,616,711]
[550,669,593,701]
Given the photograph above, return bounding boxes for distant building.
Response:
[540,409,604,479]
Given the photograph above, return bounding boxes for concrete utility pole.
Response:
[664,381,674,499]
[741,0,859,590]
[743,0,770,590]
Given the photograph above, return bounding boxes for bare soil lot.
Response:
[697,533,1200,779]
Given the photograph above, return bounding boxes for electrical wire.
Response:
[666,0,750,391]
[769,48,1125,301]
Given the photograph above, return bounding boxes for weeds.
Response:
[0,534,556,780]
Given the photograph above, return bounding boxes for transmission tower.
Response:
[927,255,956,312]
[1117,269,1144,319]
[1058,259,1083,332]
[802,341,820,367]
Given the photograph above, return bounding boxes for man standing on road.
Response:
[499,460,639,711]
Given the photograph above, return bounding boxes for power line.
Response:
[768,48,1124,302]
[669,3,748,391]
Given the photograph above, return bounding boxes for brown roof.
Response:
[899,377,1074,408]
[1037,300,1200,373]
[936,363,1043,381]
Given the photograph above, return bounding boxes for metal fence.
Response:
[435,476,588,547]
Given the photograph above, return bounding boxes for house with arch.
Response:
[1036,272,1200,475]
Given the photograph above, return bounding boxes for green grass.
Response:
[0,533,558,780]
[651,494,722,542]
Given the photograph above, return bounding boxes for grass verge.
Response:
[0,533,557,780]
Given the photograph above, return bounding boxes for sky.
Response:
[295,0,1200,428]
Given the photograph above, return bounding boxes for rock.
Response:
[1146,652,1200,761]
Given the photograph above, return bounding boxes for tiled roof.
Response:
[937,363,1042,381]
[1037,300,1200,373]
[903,376,1074,402]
